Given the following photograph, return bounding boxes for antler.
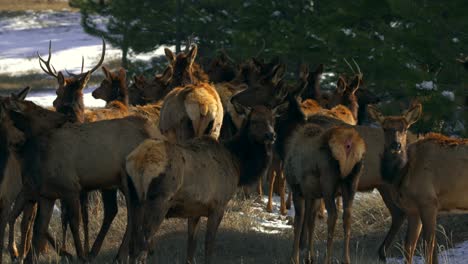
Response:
[184,34,194,53]
[66,39,106,78]
[37,40,58,79]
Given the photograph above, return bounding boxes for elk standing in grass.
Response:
[0,89,29,264]
[368,104,468,264]
[122,101,280,264]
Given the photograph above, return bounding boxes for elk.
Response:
[36,39,107,257]
[159,45,224,142]
[368,104,468,264]
[126,67,173,106]
[0,89,29,264]
[3,97,160,263]
[86,66,129,122]
[121,103,281,264]
[205,50,237,83]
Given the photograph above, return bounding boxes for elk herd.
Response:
[0,39,466,264]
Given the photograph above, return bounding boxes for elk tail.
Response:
[327,127,365,178]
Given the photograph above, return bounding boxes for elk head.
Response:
[92,66,129,106]
[38,40,106,123]
[230,63,288,109]
[206,50,237,83]
[301,64,324,101]
[164,44,203,88]
[328,74,362,120]
[368,103,422,182]
[128,67,173,105]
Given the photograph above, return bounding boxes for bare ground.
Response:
[0,0,75,12]
[3,190,468,264]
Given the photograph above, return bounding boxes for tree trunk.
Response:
[175,0,183,53]
[121,46,128,69]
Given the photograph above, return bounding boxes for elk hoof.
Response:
[266,204,273,213]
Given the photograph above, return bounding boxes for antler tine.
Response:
[37,40,58,79]
[81,56,84,74]
[88,38,106,75]
[343,58,356,75]
[352,58,363,78]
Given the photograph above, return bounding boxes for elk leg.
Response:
[306,199,321,264]
[318,200,326,219]
[26,197,55,263]
[8,190,27,260]
[115,174,133,263]
[0,202,13,264]
[404,212,422,264]
[205,210,225,264]
[286,191,292,210]
[80,192,90,255]
[279,171,287,215]
[65,195,86,261]
[300,199,311,250]
[17,201,38,261]
[89,189,118,259]
[323,195,338,264]
[266,165,276,213]
[290,190,305,264]
[186,217,201,264]
[60,199,69,254]
[341,183,356,264]
[377,185,406,261]
[420,206,437,264]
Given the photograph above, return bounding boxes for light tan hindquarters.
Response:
[327,127,366,177]
[126,139,168,201]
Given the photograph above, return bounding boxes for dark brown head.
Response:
[230,63,288,109]
[38,40,106,123]
[302,64,324,101]
[128,67,173,105]
[92,66,128,106]
[164,44,207,88]
[328,74,361,120]
[206,50,237,83]
[368,104,422,154]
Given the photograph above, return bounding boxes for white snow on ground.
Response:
[243,195,293,234]
[387,240,468,264]
[26,88,105,108]
[0,10,169,75]
[416,80,437,90]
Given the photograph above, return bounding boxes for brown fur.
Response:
[159,82,223,143]
[300,99,322,116]
[4,99,159,262]
[369,104,468,264]
[121,105,278,263]
[285,123,365,264]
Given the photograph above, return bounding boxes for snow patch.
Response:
[26,87,105,108]
[387,240,468,264]
[341,28,356,38]
[441,91,455,101]
[416,81,437,91]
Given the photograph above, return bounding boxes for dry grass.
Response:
[3,190,468,263]
[0,0,75,12]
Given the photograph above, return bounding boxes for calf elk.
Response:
[368,104,468,264]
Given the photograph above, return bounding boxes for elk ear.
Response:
[164,48,176,64]
[231,101,251,117]
[367,105,385,124]
[102,66,112,80]
[57,72,66,87]
[187,44,198,66]
[336,76,347,93]
[271,63,286,86]
[12,86,31,101]
[160,66,172,85]
[299,63,310,82]
[404,103,422,127]
[314,64,324,75]
[251,57,264,69]
[118,68,126,80]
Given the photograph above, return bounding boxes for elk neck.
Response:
[275,95,307,160]
[224,123,273,187]
[381,146,408,184]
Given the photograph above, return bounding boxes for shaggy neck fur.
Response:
[224,120,273,186]
[275,96,306,160]
[0,128,10,184]
[381,149,408,184]
[56,92,85,124]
